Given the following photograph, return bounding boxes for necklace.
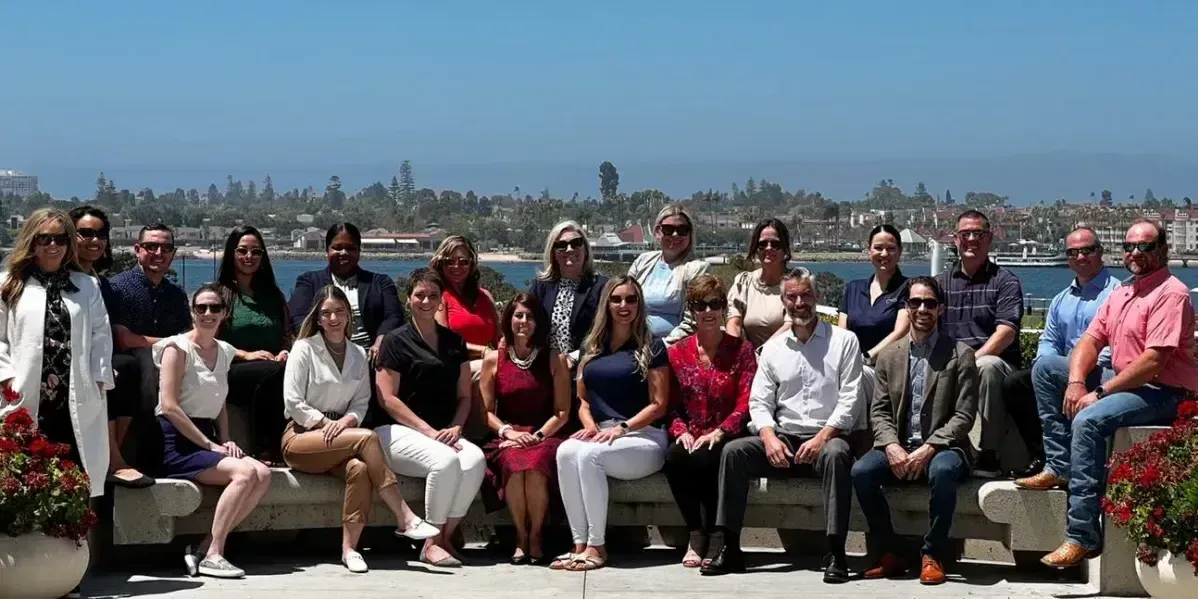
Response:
[325,338,348,356]
[508,346,539,370]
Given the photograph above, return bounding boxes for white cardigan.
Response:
[627,250,710,344]
[0,271,114,497]
[282,334,371,428]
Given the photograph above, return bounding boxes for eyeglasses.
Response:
[955,229,988,241]
[553,238,586,252]
[34,234,70,247]
[76,228,108,241]
[1066,246,1100,258]
[193,303,225,315]
[609,294,640,306]
[758,239,785,251]
[235,247,265,257]
[1122,241,1159,254]
[658,224,691,237]
[688,298,726,313]
[139,242,176,254]
[906,298,940,310]
[445,258,473,267]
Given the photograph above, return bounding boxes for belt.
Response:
[293,411,344,433]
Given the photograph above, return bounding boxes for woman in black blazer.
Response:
[527,221,608,368]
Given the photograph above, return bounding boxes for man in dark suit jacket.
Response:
[851,276,978,586]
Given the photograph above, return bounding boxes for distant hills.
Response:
[27,152,1198,207]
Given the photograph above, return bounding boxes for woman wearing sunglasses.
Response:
[628,205,709,345]
[726,218,793,348]
[662,274,756,568]
[155,283,272,579]
[216,226,292,465]
[528,221,608,367]
[554,276,670,572]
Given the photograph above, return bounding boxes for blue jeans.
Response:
[850,447,968,558]
[1032,354,1182,549]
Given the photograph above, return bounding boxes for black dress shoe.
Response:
[823,553,850,584]
[700,546,745,576]
[1011,456,1046,479]
[510,553,529,565]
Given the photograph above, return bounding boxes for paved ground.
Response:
[83,547,1105,599]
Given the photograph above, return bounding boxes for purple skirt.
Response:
[158,416,225,480]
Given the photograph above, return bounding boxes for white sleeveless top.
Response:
[152,334,237,420]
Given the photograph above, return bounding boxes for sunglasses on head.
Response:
[193,303,225,315]
[1066,245,1100,258]
[1123,241,1159,254]
[688,298,726,313]
[76,227,108,241]
[907,297,940,310]
[609,294,640,306]
[659,224,691,237]
[758,239,785,251]
[34,233,70,247]
[139,242,175,254]
[553,238,586,252]
[235,247,265,257]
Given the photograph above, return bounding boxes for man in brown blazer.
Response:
[850,276,978,585]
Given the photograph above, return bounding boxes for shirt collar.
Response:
[333,270,359,288]
[867,270,907,294]
[1071,268,1112,293]
[909,330,938,352]
[785,320,827,346]
[1130,266,1172,291]
[952,259,997,281]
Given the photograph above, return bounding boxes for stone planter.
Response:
[1135,551,1198,599]
[0,534,89,599]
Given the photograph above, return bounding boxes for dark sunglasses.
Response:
[758,239,785,251]
[445,257,473,267]
[659,224,691,237]
[76,227,108,241]
[553,238,586,252]
[1065,246,1100,258]
[34,233,70,247]
[235,247,265,257]
[955,229,988,241]
[1122,241,1159,254]
[907,298,940,310]
[139,242,176,254]
[609,294,640,306]
[688,298,726,313]
[192,303,225,315]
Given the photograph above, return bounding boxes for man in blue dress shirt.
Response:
[1003,227,1119,479]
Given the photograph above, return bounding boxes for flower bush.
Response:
[1103,398,1198,573]
[0,404,97,546]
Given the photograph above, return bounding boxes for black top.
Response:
[108,267,191,338]
[373,322,468,430]
[288,267,406,341]
[528,273,609,353]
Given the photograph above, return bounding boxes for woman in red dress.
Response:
[663,274,757,568]
[480,293,571,565]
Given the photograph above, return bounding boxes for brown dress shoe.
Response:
[1014,471,1067,490]
[919,555,946,585]
[1041,542,1098,568]
[863,553,907,579]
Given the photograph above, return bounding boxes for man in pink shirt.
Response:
[1026,220,1197,568]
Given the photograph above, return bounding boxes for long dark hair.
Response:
[68,205,113,274]
[745,218,792,263]
[867,224,903,251]
[217,226,290,338]
[500,293,551,374]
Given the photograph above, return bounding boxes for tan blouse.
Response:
[727,269,787,348]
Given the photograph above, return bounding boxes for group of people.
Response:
[1,203,1193,594]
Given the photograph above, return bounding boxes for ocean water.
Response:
[171,257,1198,303]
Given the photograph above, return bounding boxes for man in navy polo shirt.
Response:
[935,210,1025,478]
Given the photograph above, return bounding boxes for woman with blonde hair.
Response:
[553,276,670,572]
[628,205,709,344]
[529,221,608,366]
[281,284,438,573]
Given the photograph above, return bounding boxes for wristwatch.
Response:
[1095,385,1107,399]
[618,421,630,431]
[534,430,545,440]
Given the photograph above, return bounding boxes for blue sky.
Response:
[3,1,1198,199]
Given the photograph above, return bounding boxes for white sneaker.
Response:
[183,545,202,577]
[197,555,245,579]
[343,550,369,573]
[396,518,440,540]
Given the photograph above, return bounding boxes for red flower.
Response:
[1115,506,1133,526]
[1109,462,1134,484]
[1,385,20,405]
[1185,539,1198,570]
[3,408,33,433]
[0,476,20,495]
[1147,520,1164,539]
[22,472,49,491]
[59,459,77,472]
[55,443,71,458]
[1138,465,1162,488]
[28,438,58,459]
[0,437,18,454]
[1177,400,1198,421]
[59,474,78,494]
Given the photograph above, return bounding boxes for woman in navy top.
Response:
[838,224,910,363]
[554,276,669,572]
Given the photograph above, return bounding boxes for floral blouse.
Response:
[666,333,756,439]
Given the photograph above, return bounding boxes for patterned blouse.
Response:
[549,278,577,354]
[666,333,757,439]
[35,269,77,416]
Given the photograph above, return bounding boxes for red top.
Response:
[666,333,756,439]
[442,286,499,348]
[494,349,555,429]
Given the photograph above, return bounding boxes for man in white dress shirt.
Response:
[702,268,863,583]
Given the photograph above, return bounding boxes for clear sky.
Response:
[2,1,1197,193]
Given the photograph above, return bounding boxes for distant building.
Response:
[0,170,38,198]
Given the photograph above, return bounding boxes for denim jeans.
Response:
[850,447,968,558]
[1031,354,1182,549]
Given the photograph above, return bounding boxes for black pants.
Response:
[1001,368,1045,459]
[662,438,727,538]
[108,353,142,421]
[716,433,853,552]
[226,360,286,457]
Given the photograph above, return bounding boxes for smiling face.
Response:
[954,216,991,261]
[606,282,640,327]
[510,302,536,342]
[442,245,474,287]
[234,234,264,277]
[782,278,817,328]
[1123,222,1164,277]
[869,231,901,273]
[553,229,587,279]
[135,229,176,275]
[1065,229,1104,281]
[191,290,226,332]
[74,214,108,267]
[408,280,442,321]
[326,231,360,277]
[756,226,785,266]
[655,215,692,259]
[905,282,943,334]
[318,296,349,337]
[33,219,70,272]
[688,293,726,333]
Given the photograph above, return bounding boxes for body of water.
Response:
[170,258,1198,304]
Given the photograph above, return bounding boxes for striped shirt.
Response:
[936,260,1024,366]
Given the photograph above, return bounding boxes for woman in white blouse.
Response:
[282,285,438,573]
[155,283,271,580]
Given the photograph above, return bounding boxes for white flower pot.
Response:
[0,534,89,599]
[1136,551,1198,599]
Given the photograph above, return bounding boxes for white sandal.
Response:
[549,552,576,570]
[343,550,369,573]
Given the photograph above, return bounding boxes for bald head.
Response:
[1065,227,1103,282]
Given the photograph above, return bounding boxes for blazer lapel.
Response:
[568,275,591,322]
[891,338,911,440]
[919,336,951,436]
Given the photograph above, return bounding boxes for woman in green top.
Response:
[217,226,292,464]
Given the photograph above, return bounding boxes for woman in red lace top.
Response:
[664,274,756,568]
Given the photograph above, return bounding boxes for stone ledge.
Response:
[977,481,1068,552]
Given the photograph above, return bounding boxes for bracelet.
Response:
[1067,381,1086,387]
[498,424,513,438]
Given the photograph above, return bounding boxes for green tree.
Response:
[388,176,402,205]
[398,161,415,198]
[1144,188,1157,204]
[944,189,954,205]
[325,176,346,209]
[245,180,258,205]
[1101,189,1113,207]
[225,175,243,204]
[206,184,222,204]
[599,161,619,200]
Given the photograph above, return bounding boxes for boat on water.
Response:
[991,250,1069,268]
[191,248,217,260]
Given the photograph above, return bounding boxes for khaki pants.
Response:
[281,422,398,524]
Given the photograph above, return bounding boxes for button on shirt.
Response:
[1037,268,1121,367]
[108,267,191,339]
[905,331,936,446]
[936,261,1024,366]
[748,321,864,436]
[332,273,371,347]
[839,271,909,353]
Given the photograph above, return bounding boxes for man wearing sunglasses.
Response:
[1033,220,1198,568]
[851,276,977,585]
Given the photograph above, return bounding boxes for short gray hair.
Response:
[782,266,817,294]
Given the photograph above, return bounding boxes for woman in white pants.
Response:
[554,275,670,572]
[375,267,486,567]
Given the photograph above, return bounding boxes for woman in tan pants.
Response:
[282,285,439,573]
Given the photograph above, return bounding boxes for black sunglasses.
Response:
[1122,241,1159,254]
[758,239,785,251]
[907,298,940,310]
[688,298,726,313]
[1065,246,1100,258]
[34,233,70,247]
[444,257,473,267]
[192,303,225,315]
[609,294,640,306]
[553,238,586,252]
[76,227,108,241]
[659,224,691,237]
[235,247,265,257]
[139,242,176,254]
[955,229,988,240]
